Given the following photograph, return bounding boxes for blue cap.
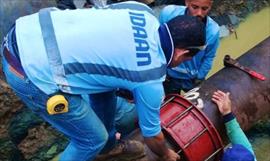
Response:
[222,144,255,161]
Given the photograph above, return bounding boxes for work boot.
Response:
[95,140,146,161]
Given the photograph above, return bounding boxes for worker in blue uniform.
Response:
[1,1,205,161]
[212,90,257,161]
[113,0,220,136]
[160,0,220,93]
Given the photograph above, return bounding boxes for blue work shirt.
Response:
[160,5,220,80]
[223,113,257,161]
[15,1,172,137]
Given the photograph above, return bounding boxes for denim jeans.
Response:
[83,94,138,139]
[1,31,117,161]
[87,91,117,153]
[3,58,113,161]
[114,97,138,137]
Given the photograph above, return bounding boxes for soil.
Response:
[0,79,23,138]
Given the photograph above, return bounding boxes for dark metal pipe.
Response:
[198,36,270,136]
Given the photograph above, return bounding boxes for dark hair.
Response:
[166,15,206,48]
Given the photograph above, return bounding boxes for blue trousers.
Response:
[1,30,117,161]
[83,94,138,138]
[114,97,137,137]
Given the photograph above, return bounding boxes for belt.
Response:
[3,27,26,77]
[3,46,26,77]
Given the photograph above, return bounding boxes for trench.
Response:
[0,1,269,161]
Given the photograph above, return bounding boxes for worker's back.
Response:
[15,2,166,95]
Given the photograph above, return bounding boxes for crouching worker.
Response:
[212,90,257,161]
[1,1,205,161]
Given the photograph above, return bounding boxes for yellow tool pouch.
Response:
[46,95,68,115]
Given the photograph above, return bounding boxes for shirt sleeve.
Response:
[224,115,255,157]
[197,32,220,79]
[133,82,164,137]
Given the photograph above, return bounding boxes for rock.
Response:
[8,108,44,145]
[18,124,68,160]
[0,137,24,161]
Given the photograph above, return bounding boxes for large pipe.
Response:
[127,37,270,160]
[198,36,270,136]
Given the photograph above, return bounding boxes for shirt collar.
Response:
[158,24,174,66]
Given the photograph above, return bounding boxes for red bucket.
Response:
[160,95,223,161]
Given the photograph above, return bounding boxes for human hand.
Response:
[160,149,180,161]
[211,90,232,116]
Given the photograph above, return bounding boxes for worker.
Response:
[212,90,257,161]
[160,0,220,94]
[113,0,220,135]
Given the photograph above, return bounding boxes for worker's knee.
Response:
[93,130,109,151]
[74,130,109,154]
[96,131,109,150]
[60,132,109,161]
